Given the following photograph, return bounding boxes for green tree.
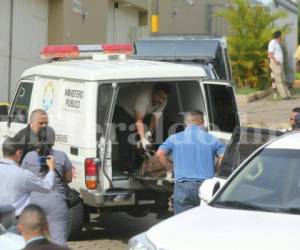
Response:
[217,0,288,89]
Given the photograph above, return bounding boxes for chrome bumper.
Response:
[80,188,135,207]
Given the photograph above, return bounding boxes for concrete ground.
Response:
[238,87,300,130]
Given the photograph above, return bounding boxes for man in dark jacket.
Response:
[17,204,71,250]
[14,109,48,163]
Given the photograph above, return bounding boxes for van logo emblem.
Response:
[43,81,55,111]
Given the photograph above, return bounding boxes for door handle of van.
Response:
[70,147,78,155]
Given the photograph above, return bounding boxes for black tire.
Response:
[67,202,84,240]
[126,206,151,217]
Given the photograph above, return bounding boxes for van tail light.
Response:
[40,44,133,59]
[84,158,99,190]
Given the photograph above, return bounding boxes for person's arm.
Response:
[214,139,225,176]
[156,149,172,171]
[156,136,173,171]
[215,155,224,176]
[135,111,146,140]
[23,155,56,193]
[268,52,280,65]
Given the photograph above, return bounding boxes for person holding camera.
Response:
[21,126,73,246]
[0,137,55,217]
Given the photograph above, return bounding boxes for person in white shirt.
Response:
[268,30,292,99]
[0,137,55,216]
[113,83,171,173]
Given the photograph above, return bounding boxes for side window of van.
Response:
[10,81,33,124]
[204,84,239,133]
[97,84,113,141]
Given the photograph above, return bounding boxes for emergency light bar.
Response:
[40,44,133,59]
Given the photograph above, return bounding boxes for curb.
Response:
[236,88,272,104]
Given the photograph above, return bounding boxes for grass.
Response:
[296,73,300,80]
[235,87,258,95]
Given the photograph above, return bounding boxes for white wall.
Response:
[0,0,48,102]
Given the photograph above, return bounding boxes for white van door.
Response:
[97,82,119,191]
[6,81,33,138]
[202,81,239,142]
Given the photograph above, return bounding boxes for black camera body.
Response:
[38,126,55,173]
[38,142,51,173]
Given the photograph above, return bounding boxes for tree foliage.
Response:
[217,0,288,89]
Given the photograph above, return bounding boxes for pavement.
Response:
[238,87,300,130]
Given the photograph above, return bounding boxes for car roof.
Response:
[21,58,207,81]
[265,131,300,150]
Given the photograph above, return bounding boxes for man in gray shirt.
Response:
[0,137,55,216]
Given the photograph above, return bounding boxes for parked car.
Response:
[129,131,300,250]
[0,205,25,250]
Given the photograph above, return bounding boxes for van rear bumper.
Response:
[80,188,136,207]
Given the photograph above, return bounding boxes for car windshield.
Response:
[212,148,300,214]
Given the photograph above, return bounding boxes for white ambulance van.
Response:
[0,44,239,237]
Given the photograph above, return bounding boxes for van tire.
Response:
[67,202,84,240]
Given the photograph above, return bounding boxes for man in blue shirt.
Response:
[156,109,225,214]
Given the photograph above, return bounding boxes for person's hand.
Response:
[141,137,151,150]
[46,155,55,171]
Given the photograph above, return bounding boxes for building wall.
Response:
[158,0,229,35]
[107,1,145,43]
[49,0,108,44]
[0,0,48,102]
[48,0,149,45]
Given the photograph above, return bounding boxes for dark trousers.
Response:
[173,181,203,214]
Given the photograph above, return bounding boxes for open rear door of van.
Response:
[202,80,239,143]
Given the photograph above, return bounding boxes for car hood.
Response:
[0,232,25,250]
[146,205,300,250]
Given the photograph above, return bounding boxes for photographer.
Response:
[0,137,55,217]
[21,126,73,247]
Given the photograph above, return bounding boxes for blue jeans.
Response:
[173,181,203,214]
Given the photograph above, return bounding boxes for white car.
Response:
[129,131,300,250]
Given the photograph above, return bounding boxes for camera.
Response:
[37,126,55,173]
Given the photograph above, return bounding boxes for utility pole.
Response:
[151,0,159,34]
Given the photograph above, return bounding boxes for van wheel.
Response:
[67,202,84,240]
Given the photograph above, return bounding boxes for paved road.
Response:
[238,90,300,130]
[68,90,299,250]
[68,212,162,250]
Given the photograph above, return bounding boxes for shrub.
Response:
[217,0,288,90]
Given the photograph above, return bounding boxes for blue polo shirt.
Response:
[159,125,225,182]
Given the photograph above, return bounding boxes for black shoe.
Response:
[282,97,291,100]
